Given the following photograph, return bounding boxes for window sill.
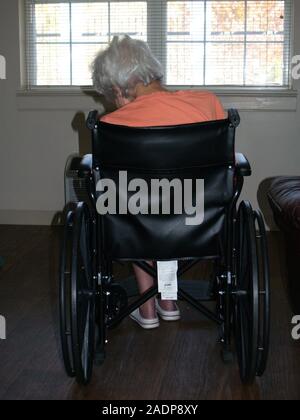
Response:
[16,87,298,112]
[215,88,298,112]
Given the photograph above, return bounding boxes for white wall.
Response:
[0,0,299,227]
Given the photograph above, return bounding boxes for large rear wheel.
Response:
[254,210,270,377]
[59,210,75,377]
[234,201,259,384]
[71,202,96,384]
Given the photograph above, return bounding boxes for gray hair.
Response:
[92,35,164,102]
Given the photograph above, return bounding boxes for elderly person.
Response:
[92,35,226,329]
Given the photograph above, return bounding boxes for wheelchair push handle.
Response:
[228,109,240,128]
[86,110,99,130]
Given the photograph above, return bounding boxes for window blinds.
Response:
[24,0,293,88]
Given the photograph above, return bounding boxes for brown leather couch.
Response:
[268,177,300,313]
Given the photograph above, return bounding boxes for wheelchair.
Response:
[59,109,270,385]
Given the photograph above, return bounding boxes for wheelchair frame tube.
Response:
[178,288,222,325]
[107,285,159,329]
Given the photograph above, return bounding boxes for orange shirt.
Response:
[101,90,226,127]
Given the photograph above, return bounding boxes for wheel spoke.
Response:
[79,219,93,286]
[81,303,91,377]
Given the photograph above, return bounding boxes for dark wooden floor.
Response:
[0,225,299,400]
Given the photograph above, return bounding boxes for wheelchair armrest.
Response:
[78,154,93,178]
[235,153,251,177]
[86,110,99,130]
[228,109,240,128]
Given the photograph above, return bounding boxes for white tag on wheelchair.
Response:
[157,261,178,301]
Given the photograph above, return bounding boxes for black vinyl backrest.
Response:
[93,117,235,171]
[91,111,238,260]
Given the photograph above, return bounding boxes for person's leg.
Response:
[133,262,177,318]
[157,298,177,311]
[133,262,156,319]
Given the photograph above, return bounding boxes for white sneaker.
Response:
[130,308,160,330]
[155,299,181,321]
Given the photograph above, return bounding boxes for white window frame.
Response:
[18,0,298,111]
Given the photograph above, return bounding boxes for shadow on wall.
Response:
[51,92,115,226]
[72,90,115,155]
[257,177,279,231]
[72,112,91,156]
[51,111,91,226]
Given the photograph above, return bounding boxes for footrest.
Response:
[179,279,212,301]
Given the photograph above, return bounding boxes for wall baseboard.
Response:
[0,210,63,226]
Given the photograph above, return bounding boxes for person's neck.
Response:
[134,81,169,98]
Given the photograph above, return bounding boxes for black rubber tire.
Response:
[234,201,259,384]
[59,211,76,377]
[254,210,271,377]
[71,202,96,385]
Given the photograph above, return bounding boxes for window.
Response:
[24,0,292,88]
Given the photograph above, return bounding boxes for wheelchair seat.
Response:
[59,109,270,386]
